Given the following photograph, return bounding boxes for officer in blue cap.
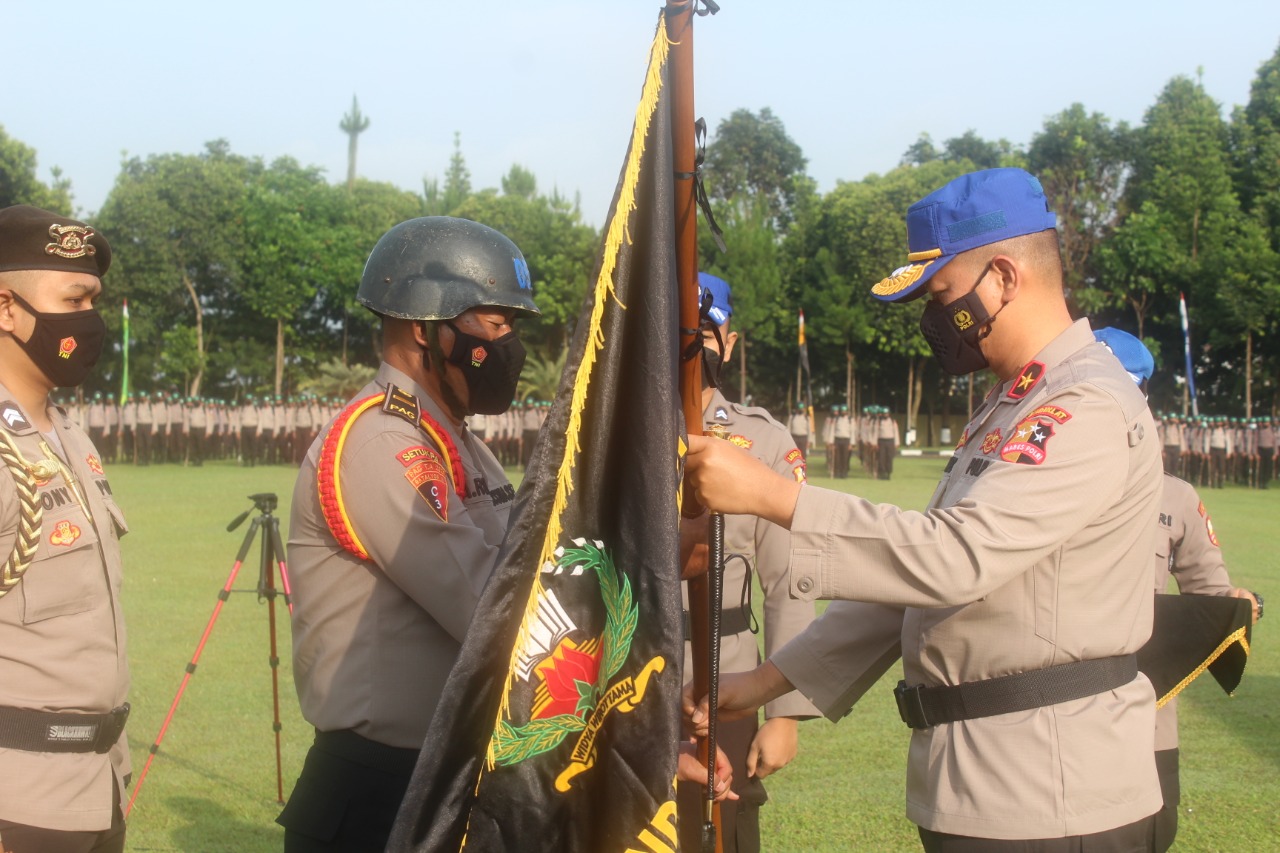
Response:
[686,169,1165,851]
[1096,326,1259,851]
[677,272,818,853]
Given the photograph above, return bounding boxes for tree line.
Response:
[2,42,1278,433]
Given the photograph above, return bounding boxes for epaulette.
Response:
[316,383,466,561]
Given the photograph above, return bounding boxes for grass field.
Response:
[111,455,1279,851]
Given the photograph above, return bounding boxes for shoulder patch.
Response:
[785,448,804,465]
[1028,404,1072,424]
[1000,414,1057,465]
[405,449,450,522]
[396,445,435,467]
[1197,501,1220,547]
[1,401,34,435]
[383,383,421,425]
[1007,360,1046,400]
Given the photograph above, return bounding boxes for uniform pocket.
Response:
[21,505,102,624]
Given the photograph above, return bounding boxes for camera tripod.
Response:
[126,492,294,815]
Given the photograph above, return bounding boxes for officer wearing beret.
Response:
[1095,327,1259,852]
[676,274,818,853]
[0,205,131,853]
[686,169,1163,850]
[278,217,538,851]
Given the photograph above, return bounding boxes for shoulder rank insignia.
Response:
[714,407,729,422]
[383,383,421,425]
[1007,360,1046,400]
[0,401,34,435]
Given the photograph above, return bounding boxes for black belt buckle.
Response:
[93,703,130,754]
[894,680,929,730]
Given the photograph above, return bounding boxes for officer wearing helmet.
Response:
[278,217,538,851]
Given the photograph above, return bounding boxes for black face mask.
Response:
[918,267,1004,376]
[9,292,107,388]
[701,346,724,389]
[444,322,526,415]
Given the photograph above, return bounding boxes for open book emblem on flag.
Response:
[494,539,664,792]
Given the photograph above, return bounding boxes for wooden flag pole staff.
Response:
[667,2,723,851]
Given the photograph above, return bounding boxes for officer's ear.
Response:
[989,255,1020,306]
[721,328,739,364]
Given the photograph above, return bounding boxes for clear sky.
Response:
[5,1,1279,227]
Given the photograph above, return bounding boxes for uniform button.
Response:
[797,577,813,594]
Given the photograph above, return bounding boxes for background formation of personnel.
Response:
[1157,413,1277,490]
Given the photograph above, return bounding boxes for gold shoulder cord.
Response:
[0,431,52,599]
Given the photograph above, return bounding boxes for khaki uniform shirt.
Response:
[1153,474,1234,751]
[787,412,809,437]
[288,364,515,748]
[0,388,130,831]
[771,319,1163,839]
[682,391,818,720]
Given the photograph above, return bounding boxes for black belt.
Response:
[681,606,751,640]
[313,728,420,776]
[0,703,130,753]
[894,655,1137,730]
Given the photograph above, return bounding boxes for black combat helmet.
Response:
[357,217,540,320]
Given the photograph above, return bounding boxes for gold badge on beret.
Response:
[45,223,98,260]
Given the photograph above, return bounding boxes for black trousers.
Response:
[834,437,851,478]
[240,427,257,466]
[919,811,1158,852]
[278,729,419,853]
[1153,748,1180,853]
[878,438,896,480]
[189,427,205,465]
[1260,447,1274,487]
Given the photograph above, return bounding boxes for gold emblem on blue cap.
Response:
[871,260,933,297]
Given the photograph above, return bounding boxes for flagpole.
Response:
[1180,292,1198,418]
[667,3,724,851]
[120,299,130,406]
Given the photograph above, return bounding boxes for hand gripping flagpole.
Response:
[667,2,724,851]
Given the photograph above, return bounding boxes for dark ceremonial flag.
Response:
[390,14,685,853]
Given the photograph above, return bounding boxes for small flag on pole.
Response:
[120,299,130,404]
[1179,292,1198,417]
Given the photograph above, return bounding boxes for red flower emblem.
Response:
[533,640,603,720]
[470,346,488,368]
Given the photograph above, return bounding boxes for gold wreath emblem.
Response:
[45,224,97,260]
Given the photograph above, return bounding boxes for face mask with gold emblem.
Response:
[917,264,1005,376]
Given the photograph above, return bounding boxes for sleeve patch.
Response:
[793,464,807,484]
[1197,501,1220,547]
[785,448,804,465]
[1000,416,1057,465]
[1028,404,1072,424]
[397,445,435,467]
[405,451,450,522]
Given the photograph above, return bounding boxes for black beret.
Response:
[0,204,112,277]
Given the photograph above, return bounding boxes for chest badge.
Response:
[980,429,1002,455]
[86,455,103,475]
[49,520,82,547]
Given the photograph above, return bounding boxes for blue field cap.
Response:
[698,272,733,326]
[1094,327,1155,385]
[870,168,1058,303]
